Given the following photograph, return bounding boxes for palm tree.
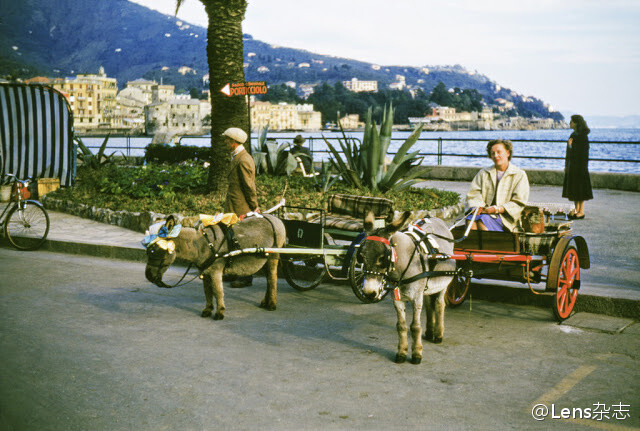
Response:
[176,0,248,197]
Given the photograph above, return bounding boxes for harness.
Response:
[198,213,279,274]
[144,213,279,288]
[359,218,460,289]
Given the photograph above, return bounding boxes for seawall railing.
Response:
[80,134,640,170]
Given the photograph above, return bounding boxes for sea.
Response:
[82,128,640,174]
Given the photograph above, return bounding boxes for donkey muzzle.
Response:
[145,267,172,288]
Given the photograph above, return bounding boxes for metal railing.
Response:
[80,134,640,169]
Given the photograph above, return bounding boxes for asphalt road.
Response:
[1,248,638,430]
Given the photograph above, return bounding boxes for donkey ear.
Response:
[386,211,411,233]
[363,210,375,233]
[165,215,176,231]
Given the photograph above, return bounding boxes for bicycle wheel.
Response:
[348,255,389,303]
[281,254,326,291]
[4,201,50,250]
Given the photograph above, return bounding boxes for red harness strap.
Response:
[365,235,397,263]
[366,235,390,245]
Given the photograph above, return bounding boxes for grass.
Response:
[47,164,460,216]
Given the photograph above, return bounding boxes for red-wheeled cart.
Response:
[445,209,590,322]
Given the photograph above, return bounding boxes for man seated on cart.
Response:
[466,139,530,232]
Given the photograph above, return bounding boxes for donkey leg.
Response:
[201,274,214,318]
[394,301,409,363]
[431,290,446,343]
[260,257,278,311]
[410,299,424,364]
[424,294,436,342]
[212,271,226,320]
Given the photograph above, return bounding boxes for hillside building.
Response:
[49,66,118,132]
[145,98,210,136]
[342,78,378,93]
[251,101,322,131]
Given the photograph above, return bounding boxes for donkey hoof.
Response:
[259,300,277,311]
[395,354,407,364]
[201,309,212,318]
[411,355,422,365]
[433,337,443,344]
[213,312,225,320]
[423,331,433,341]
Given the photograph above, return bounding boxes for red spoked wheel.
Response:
[445,269,470,307]
[550,246,580,321]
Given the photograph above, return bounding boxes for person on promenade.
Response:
[466,139,530,232]
[222,127,259,288]
[563,115,593,219]
[290,134,313,175]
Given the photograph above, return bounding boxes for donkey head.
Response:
[357,211,411,300]
[144,215,180,288]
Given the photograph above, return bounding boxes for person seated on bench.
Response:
[290,135,313,174]
[466,139,530,232]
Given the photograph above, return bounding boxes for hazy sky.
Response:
[129,0,640,117]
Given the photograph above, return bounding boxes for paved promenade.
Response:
[2,181,639,317]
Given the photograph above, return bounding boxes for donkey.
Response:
[144,213,286,320]
[358,211,456,364]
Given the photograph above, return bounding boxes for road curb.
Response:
[467,283,640,320]
[23,238,639,320]
[41,239,147,262]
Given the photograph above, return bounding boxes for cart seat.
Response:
[310,194,394,232]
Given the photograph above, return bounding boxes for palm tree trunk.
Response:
[201,0,248,196]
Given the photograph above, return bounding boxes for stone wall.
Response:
[419,166,640,192]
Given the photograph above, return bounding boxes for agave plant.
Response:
[312,161,342,193]
[252,124,299,176]
[75,134,122,169]
[323,104,428,192]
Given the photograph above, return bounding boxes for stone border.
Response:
[43,196,165,233]
[42,195,465,233]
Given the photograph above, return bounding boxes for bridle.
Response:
[357,234,398,280]
[358,227,459,288]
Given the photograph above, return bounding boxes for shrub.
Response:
[48,164,459,216]
[144,144,211,164]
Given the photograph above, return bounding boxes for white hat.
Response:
[221,127,247,144]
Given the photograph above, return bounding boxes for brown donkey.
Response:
[144,214,286,320]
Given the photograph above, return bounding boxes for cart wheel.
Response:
[445,270,470,307]
[348,254,389,303]
[282,255,326,291]
[548,246,580,321]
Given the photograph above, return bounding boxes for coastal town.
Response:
[12,67,566,141]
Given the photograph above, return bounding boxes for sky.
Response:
[129,0,640,117]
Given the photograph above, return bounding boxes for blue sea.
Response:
[82,128,640,174]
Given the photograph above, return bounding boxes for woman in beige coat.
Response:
[466,139,530,232]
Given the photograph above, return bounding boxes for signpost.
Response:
[220,81,268,149]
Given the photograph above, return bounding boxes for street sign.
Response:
[220,81,267,97]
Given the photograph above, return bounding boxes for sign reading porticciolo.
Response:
[220,81,268,97]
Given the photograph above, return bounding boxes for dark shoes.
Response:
[231,276,253,288]
[568,213,585,220]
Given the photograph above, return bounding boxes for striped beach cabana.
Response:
[0,83,75,186]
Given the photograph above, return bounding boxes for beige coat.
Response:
[466,163,530,232]
[224,148,258,216]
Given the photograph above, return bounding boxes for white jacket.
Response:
[466,163,530,232]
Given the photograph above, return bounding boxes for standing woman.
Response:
[563,115,593,219]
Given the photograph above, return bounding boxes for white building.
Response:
[251,101,322,131]
[342,78,378,93]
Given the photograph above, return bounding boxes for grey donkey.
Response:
[145,213,286,320]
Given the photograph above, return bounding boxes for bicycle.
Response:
[0,174,50,250]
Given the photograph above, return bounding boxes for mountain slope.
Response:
[1,0,560,120]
